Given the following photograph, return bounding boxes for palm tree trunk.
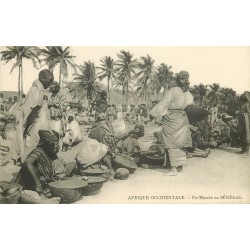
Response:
[126,80,129,105]
[59,63,62,87]
[107,76,110,104]
[20,58,23,101]
[18,64,21,100]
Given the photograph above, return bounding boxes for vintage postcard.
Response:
[0,46,249,204]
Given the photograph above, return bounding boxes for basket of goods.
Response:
[112,153,137,174]
[114,168,130,180]
[0,181,22,204]
[82,176,106,196]
[48,179,88,203]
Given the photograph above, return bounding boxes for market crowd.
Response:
[0,69,249,201]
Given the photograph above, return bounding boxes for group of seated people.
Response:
[15,111,147,196]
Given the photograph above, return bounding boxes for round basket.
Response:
[0,182,22,204]
[82,176,106,196]
[112,153,137,174]
[48,180,88,203]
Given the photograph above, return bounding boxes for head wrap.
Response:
[39,69,54,86]
[177,71,190,82]
[37,130,58,148]
[134,124,144,133]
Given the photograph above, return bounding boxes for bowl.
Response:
[82,176,106,196]
[112,153,137,174]
[79,168,110,180]
[48,180,88,203]
[0,182,22,204]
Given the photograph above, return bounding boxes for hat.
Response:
[76,137,108,168]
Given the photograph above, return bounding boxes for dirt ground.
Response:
[1,125,250,204]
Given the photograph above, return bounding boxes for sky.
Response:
[0,46,249,94]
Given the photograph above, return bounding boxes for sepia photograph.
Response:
[0,46,249,204]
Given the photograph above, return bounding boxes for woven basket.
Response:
[0,182,22,204]
[112,153,137,174]
[49,180,88,203]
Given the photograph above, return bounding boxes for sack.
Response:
[76,137,108,167]
[185,105,210,124]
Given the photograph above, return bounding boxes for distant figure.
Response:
[107,104,116,123]
[210,104,218,125]
[48,81,62,136]
[112,111,126,136]
[13,96,18,104]
[237,91,250,154]
[5,97,13,112]
[0,116,11,166]
[95,91,108,121]
[0,93,5,113]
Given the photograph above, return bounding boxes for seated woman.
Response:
[88,113,134,179]
[17,130,76,194]
[117,124,147,168]
[186,125,214,158]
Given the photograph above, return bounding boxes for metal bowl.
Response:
[82,176,106,196]
[112,153,137,174]
[48,180,88,203]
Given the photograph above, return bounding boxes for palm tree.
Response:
[221,87,237,105]
[38,46,76,87]
[1,46,40,99]
[207,83,224,106]
[190,83,208,106]
[155,63,173,96]
[70,61,100,104]
[116,50,138,104]
[133,55,155,103]
[97,56,116,103]
[220,87,239,114]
